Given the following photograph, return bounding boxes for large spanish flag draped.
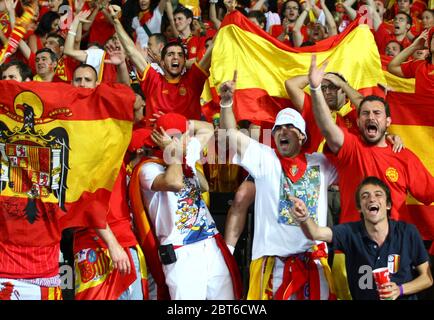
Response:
[207,11,386,124]
[0,81,134,230]
[387,92,434,240]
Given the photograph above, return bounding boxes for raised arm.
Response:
[284,74,309,112]
[292,6,309,47]
[289,196,333,242]
[209,0,222,30]
[365,0,383,31]
[309,55,344,154]
[388,29,429,78]
[108,5,148,74]
[198,40,213,72]
[219,71,252,159]
[64,10,92,63]
[149,129,184,192]
[342,0,358,21]
[320,0,337,36]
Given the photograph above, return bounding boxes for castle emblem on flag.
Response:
[0,91,70,223]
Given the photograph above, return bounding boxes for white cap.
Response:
[272,108,307,143]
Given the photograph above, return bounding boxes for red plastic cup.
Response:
[373,267,391,299]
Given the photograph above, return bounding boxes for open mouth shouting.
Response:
[368,203,380,216]
[365,121,379,139]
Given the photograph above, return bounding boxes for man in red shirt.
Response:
[108,5,212,123]
[308,54,434,226]
[388,28,434,95]
[374,11,413,54]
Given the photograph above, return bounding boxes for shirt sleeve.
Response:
[231,138,277,179]
[400,60,424,79]
[405,150,434,205]
[331,223,352,252]
[326,130,358,169]
[139,162,165,191]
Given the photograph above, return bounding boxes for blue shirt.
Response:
[332,219,429,300]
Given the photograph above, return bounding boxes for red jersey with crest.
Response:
[139,62,208,121]
[326,130,434,224]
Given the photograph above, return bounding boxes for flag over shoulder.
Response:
[0,81,134,231]
[208,11,386,124]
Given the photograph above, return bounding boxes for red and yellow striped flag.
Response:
[0,81,134,233]
[207,11,386,124]
[387,92,434,240]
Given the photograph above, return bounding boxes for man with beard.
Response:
[219,72,338,300]
[308,54,434,225]
[107,4,212,123]
[291,176,433,300]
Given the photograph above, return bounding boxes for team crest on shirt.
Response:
[0,91,71,224]
[385,167,399,183]
[179,86,187,96]
[290,165,298,176]
[190,46,197,54]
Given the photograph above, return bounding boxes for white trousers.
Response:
[162,237,234,300]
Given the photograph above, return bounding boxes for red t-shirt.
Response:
[400,59,434,95]
[73,165,138,252]
[0,198,62,278]
[139,62,208,121]
[326,130,434,224]
[374,23,412,55]
[301,93,358,154]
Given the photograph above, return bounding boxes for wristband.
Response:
[68,30,77,36]
[220,100,233,108]
[399,284,404,297]
[309,84,321,92]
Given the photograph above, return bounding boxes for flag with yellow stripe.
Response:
[387,92,434,240]
[207,11,386,124]
[0,81,134,234]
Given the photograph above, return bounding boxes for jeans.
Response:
[118,247,144,300]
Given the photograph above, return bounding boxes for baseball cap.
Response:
[156,112,188,136]
[272,108,307,143]
[128,128,154,152]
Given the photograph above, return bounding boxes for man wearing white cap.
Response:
[219,73,338,300]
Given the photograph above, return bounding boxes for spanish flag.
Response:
[380,55,415,93]
[207,11,386,124]
[0,81,134,232]
[387,92,434,240]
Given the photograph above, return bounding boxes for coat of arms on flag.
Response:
[0,91,70,223]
